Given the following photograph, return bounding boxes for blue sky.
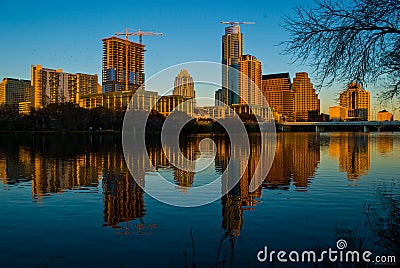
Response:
[0,0,386,115]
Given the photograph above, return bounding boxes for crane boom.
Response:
[221,21,255,26]
[114,28,163,91]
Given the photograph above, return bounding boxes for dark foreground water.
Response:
[0,132,399,267]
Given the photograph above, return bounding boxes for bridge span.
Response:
[259,121,400,132]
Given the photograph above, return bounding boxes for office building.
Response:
[0,78,32,113]
[292,72,320,121]
[173,69,195,98]
[377,110,393,121]
[220,25,243,105]
[238,54,262,106]
[262,73,293,121]
[102,36,145,93]
[329,106,348,121]
[339,82,370,121]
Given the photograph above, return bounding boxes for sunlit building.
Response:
[329,106,348,121]
[238,54,262,106]
[79,89,158,111]
[0,78,32,113]
[102,36,145,92]
[339,82,370,121]
[68,73,100,104]
[31,65,98,109]
[292,72,320,122]
[156,95,194,117]
[220,25,243,105]
[173,69,195,98]
[262,73,293,121]
[377,110,393,121]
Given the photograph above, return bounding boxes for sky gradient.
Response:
[0,0,388,116]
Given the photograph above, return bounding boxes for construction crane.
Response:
[114,28,163,91]
[221,21,255,26]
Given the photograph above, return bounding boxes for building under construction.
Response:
[102,36,145,93]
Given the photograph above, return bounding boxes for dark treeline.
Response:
[0,104,260,133]
[0,103,125,132]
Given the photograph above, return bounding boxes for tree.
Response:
[282,0,400,99]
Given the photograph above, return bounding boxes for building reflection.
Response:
[377,134,394,155]
[329,133,370,181]
[218,134,264,237]
[264,133,320,190]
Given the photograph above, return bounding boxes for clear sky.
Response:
[0,0,387,116]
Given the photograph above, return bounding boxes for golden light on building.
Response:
[377,110,393,121]
[239,54,262,106]
[173,69,195,98]
[31,64,98,108]
[262,73,293,121]
[221,25,243,105]
[0,78,32,114]
[292,72,320,122]
[339,82,370,121]
[102,36,145,92]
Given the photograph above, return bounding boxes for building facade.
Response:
[102,36,145,93]
[377,110,393,121]
[31,65,98,109]
[339,82,370,121]
[0,78,32,113]
[238,54,262,106]
[329,106,348,121]
[156,95,194,117]
[261,73,293,122]
[292,72,320,122]
[173,69,195,98]
[220,25,243,105]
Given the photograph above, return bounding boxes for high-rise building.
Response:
[221,25,243,105]
[173,69,195,98]
[0,78,32,113]
[31,65,98,109]
[339,82,370,121]
[292,72,320,122]
[68,73,99,104]
[238,54,262,106]
[102,36,145,93]
[262,73,293,121]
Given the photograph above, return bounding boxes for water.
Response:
[0,132,399,267]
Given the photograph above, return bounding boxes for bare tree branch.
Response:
[281,0,400,98]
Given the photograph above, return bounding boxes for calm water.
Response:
[0,132,399,267]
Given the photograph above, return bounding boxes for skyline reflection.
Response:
[0,132,393,235]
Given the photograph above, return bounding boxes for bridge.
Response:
[259,121,400,132]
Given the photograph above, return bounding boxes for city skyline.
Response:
[0,0,392,117]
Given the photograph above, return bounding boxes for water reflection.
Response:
[264,133,320,190]
[0,132,392,235]
[329,133,370,181]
